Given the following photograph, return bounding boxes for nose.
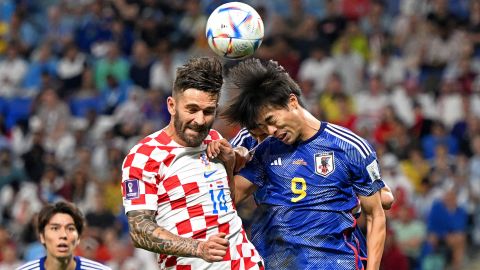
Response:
[59,228,68,239]
[266,125,277,136]
[193,111,206,125]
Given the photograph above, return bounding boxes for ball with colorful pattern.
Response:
[206,2,264,60]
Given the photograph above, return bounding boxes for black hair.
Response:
[37,201,85,236]
[221,58,303,129]
[173,57,223,96]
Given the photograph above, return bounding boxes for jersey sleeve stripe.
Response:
[328,124,373,153]
[326,125,371,157]
[325,128,368,158]
[230,128,250,147]
[80,257,112,269]
[16,261,40,270]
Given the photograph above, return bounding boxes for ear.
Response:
[39,233,45,245]
[167,96,176,116]
[289,94,299,109]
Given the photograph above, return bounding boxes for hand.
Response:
[207,139,235,171]
[196,233,229,262]
[233,146,250,173]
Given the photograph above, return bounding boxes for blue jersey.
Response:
[238,122,384,270]
[16,256,111,270]
[230,127,258,150]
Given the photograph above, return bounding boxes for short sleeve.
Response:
[237,146,267,188]
[349,151,385,197]
[121,144,161,213]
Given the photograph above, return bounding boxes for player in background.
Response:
[226,126,394,267]
[16,201,111,270]
[218,58,386,270]
[121,57,263,270]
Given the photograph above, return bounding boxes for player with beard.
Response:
[121,57,263,270]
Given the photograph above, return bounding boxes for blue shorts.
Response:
[260,231,365,270]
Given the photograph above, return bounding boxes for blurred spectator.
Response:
[426,188,468,270]
[0,148,27,190]
[0,42,28,97]
[391,205,426,269]
[340,0,370,21]
[421,121,459,160]
[56,43,86,98]
[34,88,71,153]
[7,11,39,54]
[22,43,58,95]
[354,75,389,131]
[150,40,176,94]
[99,75,129,115]
[42,5,74,55]
[129,41,153,90]
[332,34,364,93]
[0,244,22,269]
[400,148,431,194]
[380,229,410,270]
[318,73,354,124]
[317,0,346,51]
[94,43,130,90]
[368,45,407,91]
[298,45,336,94]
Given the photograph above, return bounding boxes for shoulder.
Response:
[16,258,42,270]
[230,128,258,150]
[322,123,374,159]
[123,129,176,168]
[77,256,112,270]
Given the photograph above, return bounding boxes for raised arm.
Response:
[127,209,229,262]
[358,192,386,270]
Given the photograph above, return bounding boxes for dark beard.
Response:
[174,114,210,147]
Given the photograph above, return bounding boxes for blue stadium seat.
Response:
[5,97,33,129]
[69,96,102,117]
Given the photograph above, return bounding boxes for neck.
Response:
[44,255,76,270]
[165,122,188,146]
[299,108,321,141]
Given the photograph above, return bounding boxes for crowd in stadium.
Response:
[0,0,479,269]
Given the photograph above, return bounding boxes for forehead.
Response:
[47,213,75,226]
[257,105,287,123]
[177,88,218,106]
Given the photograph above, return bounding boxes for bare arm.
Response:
[233,175,257,204]
[358,192,386,270]
[127,210,228,262]
[380,184,394,210]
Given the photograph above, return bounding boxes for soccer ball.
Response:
[206,2,264,60]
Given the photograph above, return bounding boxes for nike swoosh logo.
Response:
[204,170,217,178]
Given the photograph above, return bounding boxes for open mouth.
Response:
[57,243,69,252]
[277,132,287,142]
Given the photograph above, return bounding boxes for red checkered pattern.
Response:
[122,129,263,270]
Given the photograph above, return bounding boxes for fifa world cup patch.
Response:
[124,179,140,200]
[366,160,381,182]
[314,152,335,176]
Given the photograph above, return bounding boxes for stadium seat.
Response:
[5,97,33,130]
[69,96,102,117]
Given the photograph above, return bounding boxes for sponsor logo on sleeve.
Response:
[125,179,140,200]
[366,160,381,182]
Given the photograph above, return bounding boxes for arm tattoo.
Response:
[127,210,200,257]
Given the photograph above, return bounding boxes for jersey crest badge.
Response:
[315,152,335,176]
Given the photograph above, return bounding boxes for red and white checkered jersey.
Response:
[121,128,263,270]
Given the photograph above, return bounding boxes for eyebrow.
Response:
[48,223,76,227]
[185,104,216,110]
[264,115,273,123]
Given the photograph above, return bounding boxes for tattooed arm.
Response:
[127,210,229,262]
